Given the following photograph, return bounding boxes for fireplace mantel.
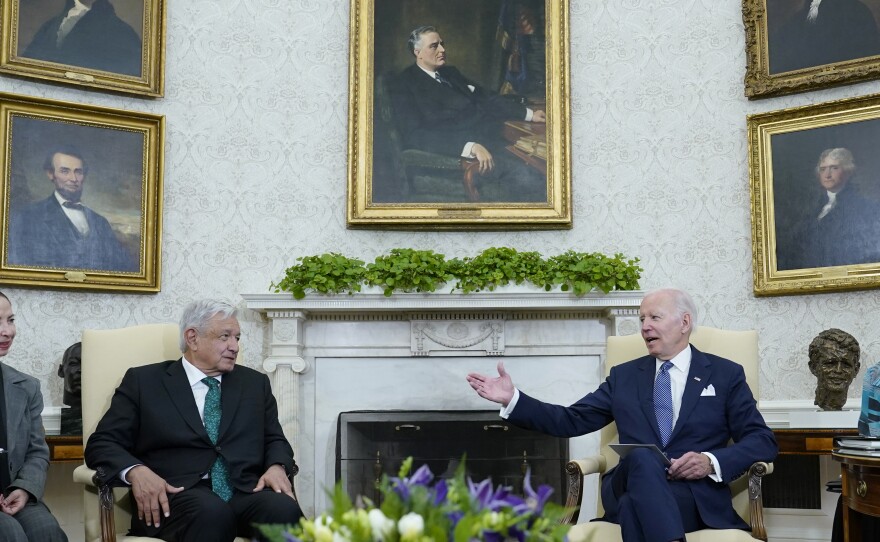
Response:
[242,289,643,517]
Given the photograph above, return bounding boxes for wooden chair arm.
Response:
[562,456,607,525]
[745,461,773,542]
[73,464,118,542]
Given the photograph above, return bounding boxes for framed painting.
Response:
[346,0,571,229]
[0,92,164,292]
[744,0,880,98]
[749,93,880,295]
[0,0,165,97]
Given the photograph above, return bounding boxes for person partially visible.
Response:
[808,328,861,411]
[0,291,68,542]
[389,25,547,202]
[466,288,778,542]
[84,299,303,542]
[57,342,82,436]
[8,145,137,272]
[22,0,142,76]
[777,148,880,270]
[769,0,880,74]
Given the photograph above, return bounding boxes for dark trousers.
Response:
[601,447,704,542]
[131,481,303,542]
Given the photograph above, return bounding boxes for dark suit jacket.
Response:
[2,364,51,501]
[84,359,294,493]
[390,64,528,157]
[779,182,880,270]
[509,346,778,530]
[8,195,136,272]
[22,0,142,76]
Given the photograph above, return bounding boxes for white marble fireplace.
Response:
[243,289,643,518]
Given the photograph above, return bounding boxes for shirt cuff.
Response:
[702,452,722,482]
[120,464,141,485]
[462,142,475,158]
[525,108,533,122]
[500,388,521,419]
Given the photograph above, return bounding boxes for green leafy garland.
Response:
[272,248,642,299]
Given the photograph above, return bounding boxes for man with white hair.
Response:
[85,299,302,542]
[779,147,880,270]
[467,288,777,542]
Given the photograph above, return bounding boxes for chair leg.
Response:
[747,462,771,542]
[461,159,481,202]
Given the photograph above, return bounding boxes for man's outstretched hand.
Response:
[466,360,515,406]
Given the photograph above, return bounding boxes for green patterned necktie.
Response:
[202,377,233,501]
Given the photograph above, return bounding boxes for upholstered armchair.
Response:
[562,327,774,542]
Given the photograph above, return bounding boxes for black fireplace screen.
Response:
[336,410,569,505]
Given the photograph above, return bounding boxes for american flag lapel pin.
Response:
[694,377,701,382]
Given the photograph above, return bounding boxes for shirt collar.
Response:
[656,344,692,373]
[181,355,222,386]
[54,191,82,208]
[417,65,438,79]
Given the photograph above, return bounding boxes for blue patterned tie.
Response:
[202,377,233,501]
[654,361,674,447]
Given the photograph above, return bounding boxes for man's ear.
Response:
[184,327,199,350]
[681,312,692,334]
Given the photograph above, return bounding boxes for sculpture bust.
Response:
[57,341,82,435]
[808,328,861,411]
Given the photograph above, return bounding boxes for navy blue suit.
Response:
[8,195,136,272]
[509,346,777,539]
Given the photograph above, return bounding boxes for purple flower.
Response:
[432,478,448,505]
[391,463,435,500]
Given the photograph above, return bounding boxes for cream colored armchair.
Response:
[563,327,773,542]
[72,323,261,542]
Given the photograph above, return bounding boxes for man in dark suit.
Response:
[7,145,137,272]
[22,0,142,76]
[84,300,303,542]
[389,25,547,202]
[467,288,778,542]
[777,147,880,270]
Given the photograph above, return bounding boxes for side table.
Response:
[833,450,880,542]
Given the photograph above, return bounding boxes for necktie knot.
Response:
[62,201,83,210]
[435,72,450,86]
[202,376,219,390]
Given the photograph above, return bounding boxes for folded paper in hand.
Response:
[609,443,671,466]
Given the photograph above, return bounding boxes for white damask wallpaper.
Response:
[1,0,878,411]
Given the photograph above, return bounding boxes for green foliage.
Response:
[365,249,452,297]
[449,247,548,293]
[272,248,642,298]
[271,253,366,299]
[546,251,643,295]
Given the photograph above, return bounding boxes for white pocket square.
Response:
[700,384,716,397]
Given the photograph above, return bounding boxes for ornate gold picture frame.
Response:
[749,93,880,295]
[0,0,165,97]
[346,0,570,229]
[743,0,880,99]
[0,92,164,292]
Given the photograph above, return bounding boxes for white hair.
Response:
[179,299,237,352]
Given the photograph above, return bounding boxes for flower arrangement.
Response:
[258,457,571,542]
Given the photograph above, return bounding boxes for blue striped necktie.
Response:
[202,377,233,501]
[654,361,674,447]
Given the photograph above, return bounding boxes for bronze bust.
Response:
[57,341,82,435]
[808,328,861,411]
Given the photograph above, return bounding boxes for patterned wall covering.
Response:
[1,0,879,410]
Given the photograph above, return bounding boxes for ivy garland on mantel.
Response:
[272,247,642,299]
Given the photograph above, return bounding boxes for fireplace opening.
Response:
[336,410,569,505]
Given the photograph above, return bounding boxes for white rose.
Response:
[397,512,425,540]
[368,508,395,540]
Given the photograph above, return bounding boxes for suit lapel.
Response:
[636,356,663,444]
[162,359,211,441]
[2,366,26,458]
[670,346,712,443]
[217,368,242,440]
